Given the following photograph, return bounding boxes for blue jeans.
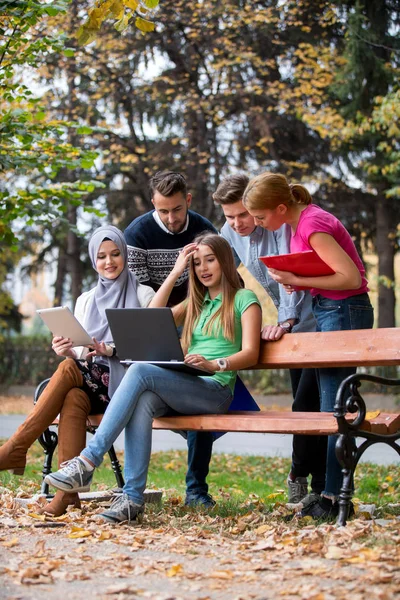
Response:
[81,364,233,504]
[186,431,214,496]
[312,293,374,497]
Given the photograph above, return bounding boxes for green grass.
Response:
[1,441,399,515]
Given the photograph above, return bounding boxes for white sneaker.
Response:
[98,494,144,524]
[44,457,94,492]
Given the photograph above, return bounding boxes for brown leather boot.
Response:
[38,387,91,516]
[37,490,82,516]
[0,359,83,474]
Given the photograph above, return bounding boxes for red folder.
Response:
[259,250,335,289]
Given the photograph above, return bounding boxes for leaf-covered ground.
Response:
[1,492,400,599]
[1,399,400,598]
[1,477,400,599]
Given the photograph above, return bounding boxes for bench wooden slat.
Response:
[77,410,400,437]
[153,412,338,434]
[256,328,400,369]
[53,413,338,434]
[371,413,400,435]
[152,411,400,436]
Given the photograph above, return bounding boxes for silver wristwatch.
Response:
[216,358,228,371]
[279,321,293,333]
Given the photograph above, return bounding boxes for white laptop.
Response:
[106,308,213,376]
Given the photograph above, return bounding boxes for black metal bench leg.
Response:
[337,469,353,526]
[335,433,356,526]
[37,428,58,497]
[108,444,124,490]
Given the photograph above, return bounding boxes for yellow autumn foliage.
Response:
[77,0,158,44]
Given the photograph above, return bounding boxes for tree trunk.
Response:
[66,206,82,305]
[63,0,82,305]
[376,194,396,328]
[53,247,67,306]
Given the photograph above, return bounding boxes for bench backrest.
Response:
[254,327,400,369]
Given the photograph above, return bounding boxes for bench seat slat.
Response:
[152,411,399,435]
[370,413,400,435]
[255,328,400,369]
[153,413,339,434]
[51,410,399,437]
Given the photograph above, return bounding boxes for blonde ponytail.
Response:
[290,183,312,205]
[243,172,313,210]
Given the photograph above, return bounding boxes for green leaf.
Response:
[80,158,95,168]
[44,7,60,16]
[63,48,75,57]
[76,26,98,47]
[76,126,93,134]
[144,0,159,7]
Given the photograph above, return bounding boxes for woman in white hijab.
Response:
[0,225,159,515]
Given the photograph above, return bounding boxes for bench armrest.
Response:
[334,373,400,432]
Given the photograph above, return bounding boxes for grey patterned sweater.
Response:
[124,210,216,306]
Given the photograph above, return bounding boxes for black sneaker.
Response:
[300,496,354,521]
[300,492,322,509]
[185,492,216,509]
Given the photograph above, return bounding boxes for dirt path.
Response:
[1,491,399,600]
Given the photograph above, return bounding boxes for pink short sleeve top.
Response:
[290,204,369,300]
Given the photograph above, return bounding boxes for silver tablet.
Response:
[37,306,93,347]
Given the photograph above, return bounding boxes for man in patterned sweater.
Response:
[125,171,216,307]
[124,171,217,507]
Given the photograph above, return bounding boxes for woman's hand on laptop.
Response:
[52,336,77,358]
[184,353,216,373]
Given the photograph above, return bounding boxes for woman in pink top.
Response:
[243,172,374,521]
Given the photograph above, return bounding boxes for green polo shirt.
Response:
[188,288,261,392]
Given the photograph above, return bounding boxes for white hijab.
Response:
[83,225,140,397]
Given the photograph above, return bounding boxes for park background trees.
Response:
[1,0,400,333]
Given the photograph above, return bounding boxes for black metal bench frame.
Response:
[334,373,400,525]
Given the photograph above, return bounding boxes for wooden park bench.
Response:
[34,327,400,526]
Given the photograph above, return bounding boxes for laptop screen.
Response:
[106,308,185,362]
